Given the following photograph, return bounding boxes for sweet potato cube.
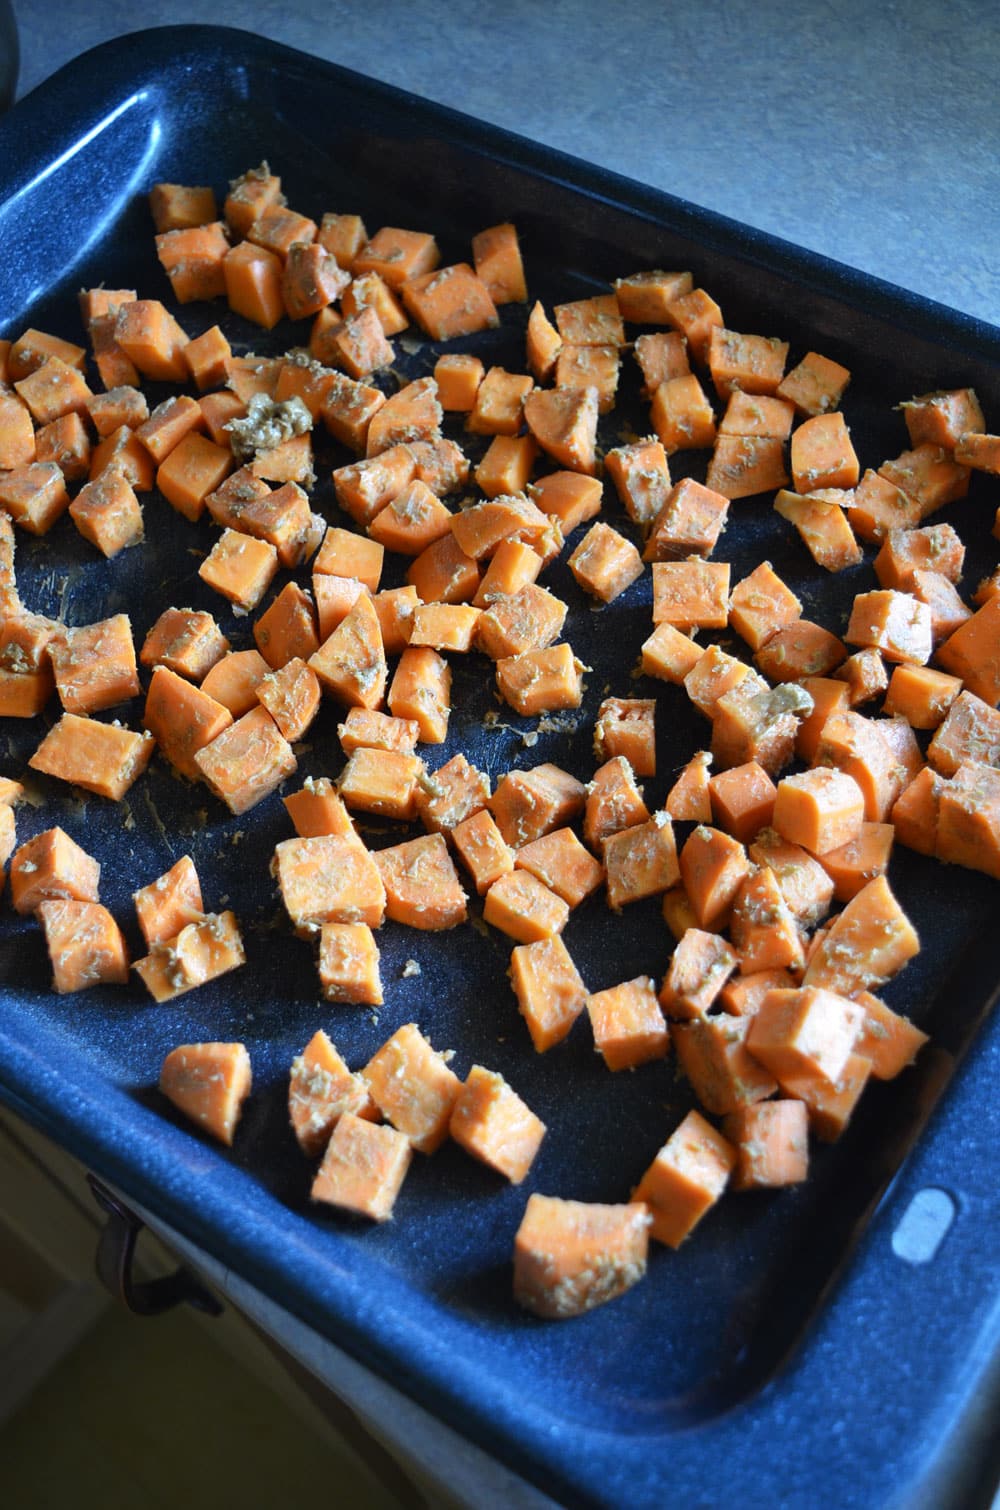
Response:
[780,1052,873,1141]
[475,435,538,499]
[136,394,204,467]
[338,747,423,821]
[676,1006,780,1119]
[194,705,296,814]
[406,533,480,606]
[224,162,283,235]
[723,1101,809,1190]
[879,444,969,514]
[640,622,704,684]
[650,374,717,454]
[142,608,228,682]
[39,899,128,993]
[49,614,139,716]
[527,471,602,535]
[679,825,750,929]
[338,707,420,757]
[774,488,862,572]
[388,646,451,743]
[926,691,1000,776]
[474,583,566,661]
[523,386,599,476]
[936,596,1000,705]
[414,752,489,834]
[275,834,384,930]
[707,761,776,845]
[401,263,498,340]
[308,593,386,709]
[313,527,384,593]
[89,425,155,492]
[182,324,232,392]
[489,764,585,849]
[363,1022,460,1154]
[449,1066,546,1183]
[659,929,738,1019]
[728,561,802,651]
[514,828,603,908]
[513,1195,651,1318]
[705,435,789,499]
[755,619,846,682]
[0,462,70,534]
[8,328,86,381]
[683,645,764,720]
[644,477,729,563]
[569,522,644,603]
[354,226,439,288]
[495,644,584,717]
[845,589,932,666]
[222,241,284,329]
[719,967,797,1017]
[652,559,730,629]
[936,760,1000,879]
[35,410,91,480]
[30,714,154,800]
[367,481,452,556]
[312,1114,412,1220]
[587,976,670,1070]
[466,366,533,436]
[283,778,358,841]
[855,991,929,1080]
[708,327,787,399]
[450,493,551,563]
[890,766,943,855]
[718,391,795,440]
[409,603,481,654]
[730,866,805,974]
[955,432,1000,473]
[316,210,368,269]
[554,345,619,413]
[200,649,269,718]
[317,922,383,1006]
[255,657,321,744]
[584,756,650,850]
[814,710,906,821]
[815,821,894,902]
[133,855,204,950]
[633,330,691,397]
[663,287,723,363]
[666,750,713,822]
[254,580,319,670]
[603,439,671,534]
[833,647,889,709]
[747,985,864,1085]
[791,412,859,493]
[748,828,834,927]
[802,875,919,995]
[68,469,144,557]
[289,1031,376,1157]
[593,697,656,778]
[365,376,440,459]
[0,392,36,469]
[471,221,527,305]
[776,350,851,416]
[159,1041,251,1145]
[434,353,484,412]
[509,935,587,1052]
[199,529,278,610]
[10,827,100,916]
[484,870,569,942]
[452,809,515,895]
[908,570,971,642]
[155,221,229,303]
[315,307,396,379]
[633,1110,735,1248]
[340,270,408,335]
[144,927,247,1012]
[773,767,865,855]
[373,833,467,931]
[14,357,92,427]
[114,300,188,382]
[615,269,692,323]
[604,813,680,910]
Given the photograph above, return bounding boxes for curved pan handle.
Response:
[87,1173,223,1318]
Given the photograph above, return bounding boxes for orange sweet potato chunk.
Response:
[133,855,204,948]
[38,899,129,993]
[516,828,604,907]
[10,827,99,915]
[673,1014,778,1114]
[274,835,385,930]
[318,922,383,1006]
[135,913,246,1005]
[339,747,424,822]
[472,223,528,305]
[372,833,468,930]
[658,928,738,1019]
[289,1030,377,1157]
[495,644,584,717]
[309,593,386,709]
[402,263,498,340]
[633,1110,735,1248]
[450,1065,546,1183]
[194,705,296,814]
[363,1022,461,1154]
[311,1114,412,1221]
[723,1100,810,1190]
[144,665,234,782]
[802,875,920,995]
[586,976,670,1070]
[513,1195,651,1318]
[30,714,155,800]
[604,814,680,911]
[509,934,587,1052]
[48,614,139,716]
[283,777,359,841]
[159,1041,251,1146]
[452,809,515,895]
[484,870,569,942]
[256,657,321,744]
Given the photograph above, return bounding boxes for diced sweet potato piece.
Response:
[723,1101,809,1190]
[773,767,865,855]
[159,1041,251,1145]
[255,657,321,744]
[48,614,139,716]
[69,468,144,557]
[474,583,566,661]
[514,1195,651,1318]
[283,777,358,842]
[0,392,37,469]
[414,752,489,834]
[475,434,538,499]
[593,697,656,778]
[514,827,603,908]
[523,386,598,476]
[14,356,93,426]
[373,833,467,931]
[0,461,70,534]
[489,763,585,849]
[495,643,584,717]
[774,488,862,572]
[449,1066,545,1183]
[705,435,788,499]
[845,589,932,666]
[746,985,864,1087]
[719,967,797,1017]
[484,870,569,942]
[275,835,385,930]
[338,707,419,757]
[615,269,692,324]
[308,593,385,709]
[633,331,691,398]
[604,813,680,910]
[816,821,894,902]
[409,603,481,654]
[633,1110,735,1247]
[509,935,587,1052]
[747,827,834,927]
[663,287,723,363]
[890,766,943,855]
[833,647,889,709]
[855,991,929,1080]
[584,756,650,850]
[388,646,451,743]
[926,691,1000,776]
[141,608,228,682]
[224,162,283,236]
[755,619,846,682]
[731,866,805,974]
[338,747,423,822]
[317,922,383,1006]
[936,596,1000,705]
[555,345,619,413]
[568,522,644,603]
[708,327,787,399]
[718,391,795,440]
[133,855,204,950]
[936,760,1000,879]
[311,1114,412,1220]
[650,374,717,455]
[8,328,86,381]
[708,761,776,845]
[39,899,128,993]
[401,263,498,340]
[678,825,750,929]
[317,211,368,270]
[114,300,189,382]
[194,705,296,814]
[645,477,728,563]
[434,352,484,412]
[802,876,919,995]
[777,351,850,416]
[198,529,278,611]
[814,710,906,821]
[314,526,384,590]
[452,809,515,895]
[363,1022,460,1154]
[10,826,100,915]
[406,533,480,606]
[527,471,602,535]
[586,976,669,1071]
[289,1030,377,1157]
[666,750,714,822]
[341,270,409,336]
[30,714,154,800]
[652,559,730,630]
[640,622,704,684]
[659,929,738,1018]
[955,431,1000,473]
[728,561,801,651]
[790,413,859,493]
[143,666,233,782]
[879,444,970,514]
[197,650,267,719]
[35,411,91,481]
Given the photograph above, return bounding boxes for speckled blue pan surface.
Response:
[1,27,999,1509]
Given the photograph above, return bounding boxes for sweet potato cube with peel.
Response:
[401,263,498,340]
[723,1101,810,1190]
[289,1031,376,1158]
[308,594,386,709]
[311,1114,412,1220]
[194,705,296,814]
[586,976,669,1071]
[855,992,929,1080]
[30,714,154,800]
[373,833,467,931]
[133,855,204,949]
[39,899,128,993]
[513,1195,651,1318]
[10,827,100,915]
[450,1066,545,1183]
[652,560,730,630]
[283,778,359,841]
[452,809,515,895]
[388,647,451,743]
[633,1110,735,1248]
[317,923,383,1006]
[509,935,587,1052]
[159,1042,251,1146]
[604,813,680,910]
[569,522,644,603]
[659,929,738,1019]
[679,825,750,929]
[49,614,139,716]
[141,608,228,682]
[484,870,569,943]
[802,876,920,995]
[143,666,234,782]
[274,835,385,930]
[363,1022,460,1154]
[773,767,866,855]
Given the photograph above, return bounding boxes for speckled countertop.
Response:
[9,0,1000,327]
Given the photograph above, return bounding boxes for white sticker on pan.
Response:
[891,1187,956,1264]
